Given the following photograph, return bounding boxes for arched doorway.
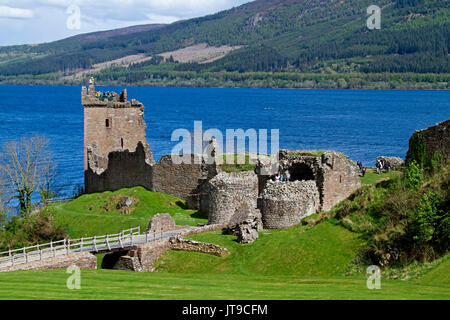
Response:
[289,163,315,181]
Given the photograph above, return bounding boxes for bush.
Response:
[405,160,423,191]
[331,161,449,268]
[0,207,67,251]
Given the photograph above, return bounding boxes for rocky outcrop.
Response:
[260,180,320,229]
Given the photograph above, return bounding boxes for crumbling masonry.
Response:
[82,80,361,230]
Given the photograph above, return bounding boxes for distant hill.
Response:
[64,24,167,43]
[0,0,448,88]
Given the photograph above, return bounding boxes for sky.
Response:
[0,0,253,46]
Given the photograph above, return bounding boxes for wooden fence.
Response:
[0,226,144,269]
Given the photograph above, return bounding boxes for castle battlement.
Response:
[81,77,143,109]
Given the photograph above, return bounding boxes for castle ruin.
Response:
[82,79,361,230]
[82,79,217,209]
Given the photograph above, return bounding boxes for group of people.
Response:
[271,173,290,182]
[376,158,391,174]
[96,91,116,102]
[356,159,392,177]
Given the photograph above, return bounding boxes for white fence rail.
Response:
[0,226,144,269]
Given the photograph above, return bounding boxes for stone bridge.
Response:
[0,223,227,273]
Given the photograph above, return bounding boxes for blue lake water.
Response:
[0,85,449,198]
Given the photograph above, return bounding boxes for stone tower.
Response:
[82,78,154,192]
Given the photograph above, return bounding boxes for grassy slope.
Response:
[52,187,207,238]
[1,178,448,300]
[154,222,365,277]
[0,223,448,299]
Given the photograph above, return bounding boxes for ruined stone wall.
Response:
[169,237,230,257]
[320,152,361,212]
[152,155,205,201]
[84,106,152,169]
[83,83,155,194]
[135,240,171,272]
[260,180,320,229]
[275,150,360,212]
[146,213,177,233]
[82,83,222,208]
[83,86,154,173]
[208,172,259,225]
[0,252,97,272]
[85,142,153,193]
[413,119,450,164]
[179,224,227,237]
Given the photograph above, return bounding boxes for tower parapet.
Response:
[81,78,140,109]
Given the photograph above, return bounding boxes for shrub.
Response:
[405,160,423,191]
[412,192,441,243]
[0,207,67,251]
[332,161,449,268]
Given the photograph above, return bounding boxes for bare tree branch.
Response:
[0,135,56,215]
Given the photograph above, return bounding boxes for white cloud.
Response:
[0,5,34,19]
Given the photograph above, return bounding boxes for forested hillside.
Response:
[0,0,448,88]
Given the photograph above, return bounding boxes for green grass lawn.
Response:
[1,185,447,300]
[154,221,365,277]
[361,168,401,186]
[0,264,448,300]
[220,154,257,173]
[52,187,208,238]
[0,216,448,300]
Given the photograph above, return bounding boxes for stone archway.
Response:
[289,163,315,182]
